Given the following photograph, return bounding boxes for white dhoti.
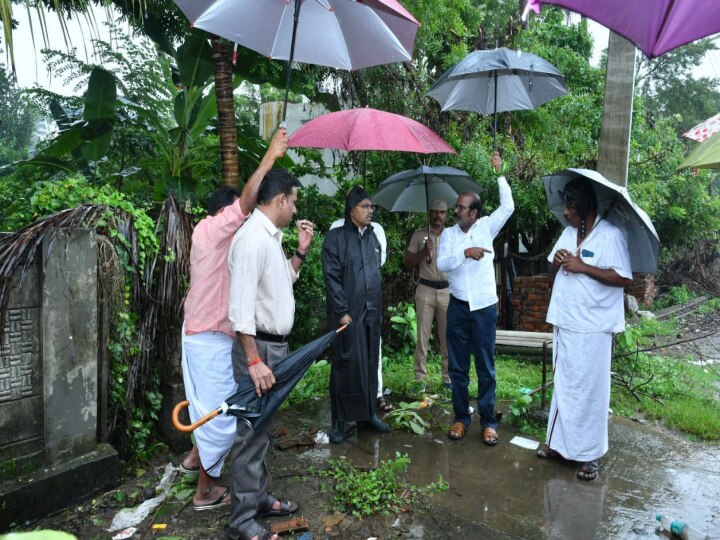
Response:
[181,329,237,477]
[546,326,612,462]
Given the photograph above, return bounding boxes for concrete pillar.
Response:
[42,229,98,464]
[597,31,637,188]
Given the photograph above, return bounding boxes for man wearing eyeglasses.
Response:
[322,186,389,444]
[437,151,514,445]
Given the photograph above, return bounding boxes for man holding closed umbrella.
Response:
[437,151,513,445]
[226,169,314,540]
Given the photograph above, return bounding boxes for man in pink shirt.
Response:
[180,128,288,511]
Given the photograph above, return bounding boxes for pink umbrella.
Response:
[683,113,720,142]
[522,0,720,59]
[288,108,455,154]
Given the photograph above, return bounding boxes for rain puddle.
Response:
[278,399,720,539]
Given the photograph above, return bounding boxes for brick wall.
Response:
[511,275,552,332]
[626,273,655,307]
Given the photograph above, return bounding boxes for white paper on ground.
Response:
[108,463,176,532]
[510,436,540,450]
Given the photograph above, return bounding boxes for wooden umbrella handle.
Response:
[171,400,221,433]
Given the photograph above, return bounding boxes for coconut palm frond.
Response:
[0,205,108,344]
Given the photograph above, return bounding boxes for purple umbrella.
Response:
[523,0,720,59]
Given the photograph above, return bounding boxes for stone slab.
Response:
[0,443,119,532]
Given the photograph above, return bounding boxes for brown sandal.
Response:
[482,427,499,446]
[448,422,467,440]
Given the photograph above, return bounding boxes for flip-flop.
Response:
[256,498,298,518]
[178,462,200,476]
[577,461,599,481]
[193,488,230,512]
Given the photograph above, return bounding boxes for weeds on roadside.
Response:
[314,453,447,518]
[384,401,429,434]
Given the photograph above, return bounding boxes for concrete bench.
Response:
[495,329,553,408]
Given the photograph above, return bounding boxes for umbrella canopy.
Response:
[172,326,345,434]
[678,132,720,170]
[524,0,720,59]
[288,108,456,154]
[173,0,420,122]
[425,47,567,147]
[543,168,660,274]
[373,166,481,213]
[683,113,720,142]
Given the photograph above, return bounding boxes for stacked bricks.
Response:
[626,273,655,307]
[511,275,552,332]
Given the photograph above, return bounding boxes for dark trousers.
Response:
[227,337,288,539]
[446,296,498,429]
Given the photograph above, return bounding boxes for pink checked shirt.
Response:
[184,200,248,337]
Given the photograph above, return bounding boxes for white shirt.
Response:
[546,219,632,333]
[330,219,387,267]
[228,209,300,336]
[437,176,514,311]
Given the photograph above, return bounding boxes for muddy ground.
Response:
[24,305,720,540]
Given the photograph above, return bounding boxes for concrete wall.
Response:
[0,229,119,531]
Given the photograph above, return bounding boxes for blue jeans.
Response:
[446,296,498,429]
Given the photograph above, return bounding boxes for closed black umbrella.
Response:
[173,325,347,433]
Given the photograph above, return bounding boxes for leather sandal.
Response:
[577,460,599,481]
[377,395,394,413]
[536,446,564,460]
[482,427,499,446]
[447,422,467,440]
[256,498,298,518]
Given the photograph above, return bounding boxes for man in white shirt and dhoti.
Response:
[538,177,632,481]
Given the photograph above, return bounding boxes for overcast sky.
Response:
[5,7,720,94]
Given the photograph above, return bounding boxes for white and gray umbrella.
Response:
[543,168,660,274]
[426,47,567,148]
[174,0,420,123]
[373,166,482,213]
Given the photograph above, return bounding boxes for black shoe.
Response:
[362,414,390,433]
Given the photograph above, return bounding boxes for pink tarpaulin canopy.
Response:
[524,0,720,59]
[288,108,455,154]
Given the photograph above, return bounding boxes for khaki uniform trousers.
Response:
[413,283,450,384]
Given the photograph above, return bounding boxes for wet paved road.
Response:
[284,400,720,539]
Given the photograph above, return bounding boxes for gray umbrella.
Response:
[373,166,482,213]
[426,47,567,148]
[543,168,660,275]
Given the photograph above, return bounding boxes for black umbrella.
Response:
[425,47,567,149]
[173,325,347,433]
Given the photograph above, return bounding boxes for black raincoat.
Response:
[322,220,382,422]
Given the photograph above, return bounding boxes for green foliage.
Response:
[0,62,37,167]
[386,302,418,357]
[168,472,197,503]
[696,297,720,315]
[316,453,447,518]
[384,401,430,434]
[652,285,698,310]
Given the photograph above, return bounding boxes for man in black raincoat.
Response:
[322,185,390,444]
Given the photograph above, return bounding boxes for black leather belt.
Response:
[419,278,449,289]
[255,330,289,343]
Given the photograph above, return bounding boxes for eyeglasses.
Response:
[454,204,468,211]
[358,204,377,210]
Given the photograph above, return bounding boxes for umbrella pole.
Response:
[493,71,498,151]
[281,0,303,127]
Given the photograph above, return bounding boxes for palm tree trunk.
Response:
[211,37,238,187]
